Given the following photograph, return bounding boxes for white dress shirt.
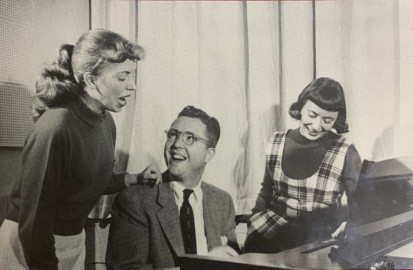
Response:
[170,181,209,255]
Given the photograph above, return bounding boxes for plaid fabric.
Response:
[248,131,350,240]
[247,209,288,240]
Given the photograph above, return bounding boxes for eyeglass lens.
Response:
[166,130,195,145]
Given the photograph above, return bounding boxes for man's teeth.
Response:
[172,153,186,160]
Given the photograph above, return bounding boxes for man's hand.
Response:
[207,246,239,258]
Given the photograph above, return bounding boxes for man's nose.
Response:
[171,133,185,147]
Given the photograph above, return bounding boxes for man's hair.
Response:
[178,106,220,148]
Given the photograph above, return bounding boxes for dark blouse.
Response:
[7,98,126,269]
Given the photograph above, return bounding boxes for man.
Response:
[106,106,238,270]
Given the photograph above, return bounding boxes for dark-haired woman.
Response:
[245,77,361,253]
[0,29,160,270]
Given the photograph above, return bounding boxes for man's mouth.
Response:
[170,153,187,161]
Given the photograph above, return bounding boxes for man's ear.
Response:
[83,72,96,89]
[204,148,216,164]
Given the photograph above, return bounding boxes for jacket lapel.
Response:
[202,183,222,250]
[156,174,185,256]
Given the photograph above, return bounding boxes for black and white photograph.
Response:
[1,0,413,269]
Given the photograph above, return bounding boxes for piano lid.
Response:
[357,156,413,225]
[359,156,413,183]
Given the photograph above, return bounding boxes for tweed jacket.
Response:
[106,172,237,270]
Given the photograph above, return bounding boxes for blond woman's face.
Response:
[93,59,136,113]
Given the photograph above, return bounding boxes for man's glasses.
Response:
[165,129,211,146]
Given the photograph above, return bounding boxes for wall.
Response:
[0,0,89,224]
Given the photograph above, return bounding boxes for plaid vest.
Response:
[247,131,351,241]
[267,131,351,212]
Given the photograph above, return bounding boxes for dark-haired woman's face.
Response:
[93,59,136,113]
[299,100,338,140]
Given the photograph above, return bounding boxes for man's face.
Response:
[164,116,215,182]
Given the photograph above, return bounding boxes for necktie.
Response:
[180,189,197,254]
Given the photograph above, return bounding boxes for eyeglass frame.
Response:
[164,128,212,147]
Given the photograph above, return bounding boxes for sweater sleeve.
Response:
[251,166,275,214]
[103,173,127,195]
[18,127,68,269]
[337,144,362,225]
[102,113,127,195]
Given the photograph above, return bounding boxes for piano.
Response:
[178,156,413,269]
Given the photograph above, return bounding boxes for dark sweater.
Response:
[6,98,126,269]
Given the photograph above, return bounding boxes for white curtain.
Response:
[129,1,284,213]
[315,0,413,160]
[91,0,413,215]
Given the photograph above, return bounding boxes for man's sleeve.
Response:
[223,193,238,249]
[105,189,152,270]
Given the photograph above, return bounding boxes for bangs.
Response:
[104,42,144,63]
[90,44,143,75]
[307,86,346,112]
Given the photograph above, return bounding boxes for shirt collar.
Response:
[68,96,106,128]
[170,180,203,202]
